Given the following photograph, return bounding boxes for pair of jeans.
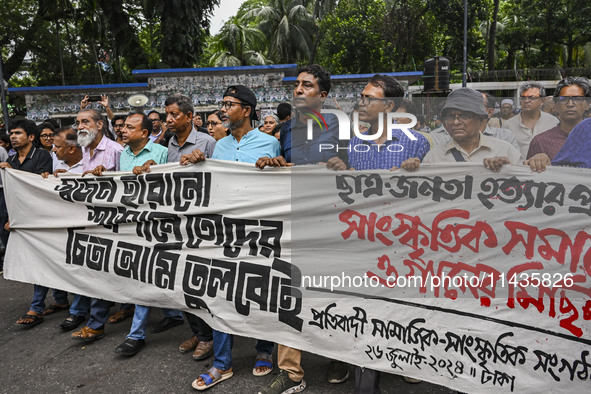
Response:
[127,306,183,340]
[30,285,68,314]
[185,312,213,342]
[70,294,91,317]
[212,330,234,371]
[211,330,274,371]
[86,299,114,330]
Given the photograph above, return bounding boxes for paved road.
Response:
[0,276,457,393]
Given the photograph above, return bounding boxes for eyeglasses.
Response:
[218,101,245,110]
[443,112,475,122]
[555,96,587,105]
[357,95,388,105]
[206,121,222,126]
[149,118,161,123]
[520,96,542,102]
[40,134,54,139]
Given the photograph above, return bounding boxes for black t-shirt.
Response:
[7,146,53,174]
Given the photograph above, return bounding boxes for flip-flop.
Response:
[192,367,233,391]
[16,313,44,327]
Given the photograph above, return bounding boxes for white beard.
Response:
[77,127,98,147]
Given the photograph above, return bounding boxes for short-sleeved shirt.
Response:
[503,111,559,158]
[431,125,520,152]
[212,129,280,163]
[423,134,523,164]
[347,128,430,170]
[54,159,84,174]
[168,127,216,162]
[7,146,52,174]
[120,140,168,171]
[526,125,569,160]
[552,118,591,168]
[82,134,124,172]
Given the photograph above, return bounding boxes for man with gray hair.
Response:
[503,82,559,158]
[63,108,124,339]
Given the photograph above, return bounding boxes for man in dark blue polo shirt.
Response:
[0,119,58,328]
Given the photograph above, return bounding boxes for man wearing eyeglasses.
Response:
[192,84,280,391]
[503,82,559,158]
[211,85,279,162]
[527,77,590,161]
[524,77,591,172]
[404,88,521,171]
[147,110,164,142]
[346,74,430,171]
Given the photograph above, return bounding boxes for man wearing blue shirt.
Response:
[192,85,279,391]
[256,64,343,170]
[212,85,280,163]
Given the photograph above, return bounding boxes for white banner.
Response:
[3,160,590,393]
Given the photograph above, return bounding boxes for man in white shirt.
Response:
[49,126,84,175]
[503,82,559,158]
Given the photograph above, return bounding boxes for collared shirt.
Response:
[552,118,591,168]
[423,134,523,164]
[526,125,569,160]
[82,134,124,172]
[168,127,216,162]
[54,159,84,174]
[347,128,430,170]
[7,146,52,174]
[120,140,168,171]
[503,110,559,158]
[432,125,520,152]
[213,129,280,163]
[149,130,163,142]
[280,114,343,165]
[483,126,520,152]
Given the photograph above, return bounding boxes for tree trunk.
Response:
[487,0,499,71]
[55,21,66,85]
[96,0,149,69]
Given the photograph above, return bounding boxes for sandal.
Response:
[71,326,105,341]
[252,353,273,376]
[108,307,135,324]
[192,367,233,391]
[43,303,70,315]
[16,312,44,327]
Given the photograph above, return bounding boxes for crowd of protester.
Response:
[1,64,590,394]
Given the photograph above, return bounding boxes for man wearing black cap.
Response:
[191,84,279,392]
[402,88,521,172]
[211,85,279,163]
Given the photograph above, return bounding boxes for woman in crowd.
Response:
[36,123,55,153]
[262,114,279,135]
[206,110,229,141]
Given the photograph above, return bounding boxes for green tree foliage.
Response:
[1,0,219,86]
[317,0,395,74]
[242,0,315,64]
[208,17,268,67]
[499,0,591,69]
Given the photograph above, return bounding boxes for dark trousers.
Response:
[355,367,380,394]
[185,312,213,342]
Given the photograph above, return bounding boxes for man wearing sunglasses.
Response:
[527,77,590,161]
[503,82,559,158]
